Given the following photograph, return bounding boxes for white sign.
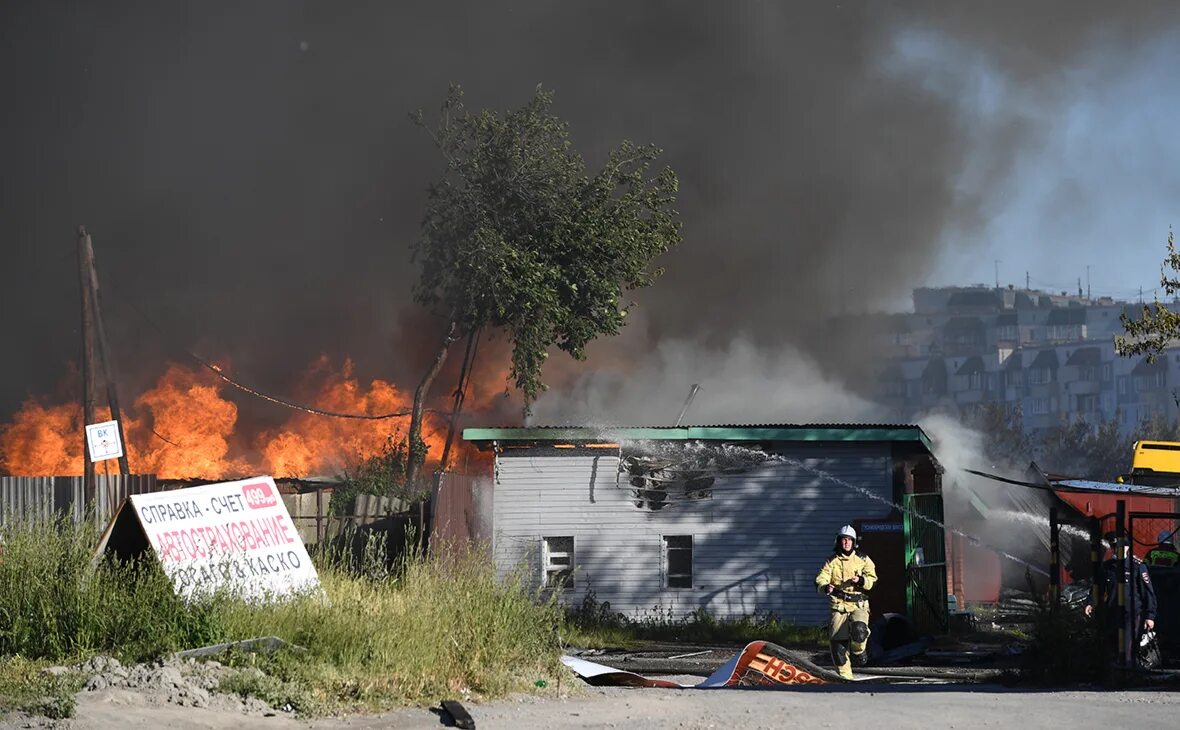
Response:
[124,477,320,601]
[85,420,124,463]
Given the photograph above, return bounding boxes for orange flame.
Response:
[0,399,87,475]
[124,364,249,479]
[258,357,448,478]
[0,357,475,480]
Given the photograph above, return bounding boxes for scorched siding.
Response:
[492,444,894,625]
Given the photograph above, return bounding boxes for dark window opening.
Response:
[664,535,693,589]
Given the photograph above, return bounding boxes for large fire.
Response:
[0,357,483,480]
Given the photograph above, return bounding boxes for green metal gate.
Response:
[903,492,949,635]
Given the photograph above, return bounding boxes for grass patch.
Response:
[0,519,566,713]
[563,590,826,649]
[214,543,566,710]
[0,657,81,719]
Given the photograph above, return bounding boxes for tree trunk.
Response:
[406,320,458,547]
[438,327,480,475]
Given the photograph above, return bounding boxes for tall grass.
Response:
[0,519,565,710]
[0,518,216,662]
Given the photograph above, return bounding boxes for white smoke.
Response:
[529,335,885,426]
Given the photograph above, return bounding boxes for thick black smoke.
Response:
[2,2,1177,427]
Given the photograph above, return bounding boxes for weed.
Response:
[0,657,81,719]
[0,520,565,712]
[1016,603,1105,685]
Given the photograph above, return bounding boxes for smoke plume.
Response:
[2,2,1179,433]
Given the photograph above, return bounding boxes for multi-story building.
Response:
[874,285,1180,432]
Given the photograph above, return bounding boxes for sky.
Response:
[912,27,1180,302]
[3,1,1180,428]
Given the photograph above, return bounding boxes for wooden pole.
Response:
[82,230,131,475]
[1049,507,1060,606]
[1116,500,1129,667]
[77,227,98,503]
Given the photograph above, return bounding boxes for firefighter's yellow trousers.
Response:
[829,606,870,680]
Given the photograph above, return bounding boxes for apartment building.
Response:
[874,285,1180,432]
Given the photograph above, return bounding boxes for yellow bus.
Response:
[1131,440,1180,477]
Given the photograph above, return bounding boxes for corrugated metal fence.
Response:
[431,472,492,555]
[0,475,160,526]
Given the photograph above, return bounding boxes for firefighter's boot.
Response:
[830,640,853,680]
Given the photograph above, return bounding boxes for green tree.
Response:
[969,402,1033,467]
[1116,228,1180,361]
[403,85,681,489]
[1037,414,1133,481]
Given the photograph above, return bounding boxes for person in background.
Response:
[1146,529,1180,568]
[1085,532,1158,665]
[815,525,877,680]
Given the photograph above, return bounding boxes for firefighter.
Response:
[815,525,877,680]
[1146,529,1180,568]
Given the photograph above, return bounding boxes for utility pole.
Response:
[81,229,130,476]
[1086,265,1091,301]
[1026,271,1030,290]
[994,260,1000,289]
[77,228,98,501]
[77,227,132,509]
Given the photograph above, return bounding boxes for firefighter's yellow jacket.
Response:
[815,551,877,613]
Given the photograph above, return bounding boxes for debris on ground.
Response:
[39,654,292,717]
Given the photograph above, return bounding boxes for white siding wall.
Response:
[492,444,894,625]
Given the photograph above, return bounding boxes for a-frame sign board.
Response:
[95,476,321,601]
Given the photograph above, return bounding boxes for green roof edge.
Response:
[462,426,933,453]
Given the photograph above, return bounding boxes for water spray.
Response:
[616,439,1049,577]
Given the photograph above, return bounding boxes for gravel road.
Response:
[7,679,1178,729]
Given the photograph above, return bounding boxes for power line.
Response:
[112,294,441,421]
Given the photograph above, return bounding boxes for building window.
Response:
[1102,363,1113,382]
[663,535,693,589]
[543,536,574,589]
[1117,376,1128,395]
[1029,368,1053,385]
[1030,398,1052,415]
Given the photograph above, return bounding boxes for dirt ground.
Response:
[5,678,1180,729]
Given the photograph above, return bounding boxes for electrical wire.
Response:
[111,293,445,421]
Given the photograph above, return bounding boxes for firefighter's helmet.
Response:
[834,525,858,552]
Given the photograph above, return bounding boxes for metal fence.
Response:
[0,474,160,526]
[431,472,491,555]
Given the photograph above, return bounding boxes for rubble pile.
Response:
[48,655,288,716]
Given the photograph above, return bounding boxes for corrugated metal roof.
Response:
[463,423,933,452]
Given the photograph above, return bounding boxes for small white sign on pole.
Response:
[99,476,322,602]
[85,420,124,463]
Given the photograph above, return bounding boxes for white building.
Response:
[463,425,946,630]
